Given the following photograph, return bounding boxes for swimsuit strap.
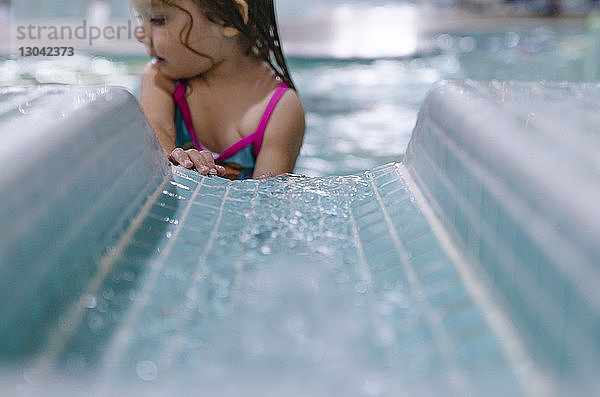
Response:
[173,82,204,151]
[174,80,288,158]
[252,81,289,157]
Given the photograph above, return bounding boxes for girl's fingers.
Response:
[185,150,208,173]
[171,149,224,177]
[188,150,217,174]
[215,165,226,177]
[169,148,194,168]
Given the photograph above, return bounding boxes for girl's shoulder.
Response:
[274,85,304,124]
[267,83,305,133]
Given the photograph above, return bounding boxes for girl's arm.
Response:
[139,62,225,176]
[253,90,305,178]
[139,62,177,154]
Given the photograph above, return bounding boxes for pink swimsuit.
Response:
[173,81,289,180]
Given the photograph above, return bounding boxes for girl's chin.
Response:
[151,61,178,79]
[152,61,203,80]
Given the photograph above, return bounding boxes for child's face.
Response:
[130,0,227,79]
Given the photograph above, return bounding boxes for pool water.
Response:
[1,25,599,177]
[290,25,600,175]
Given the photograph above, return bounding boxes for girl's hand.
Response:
[169,148,226,177]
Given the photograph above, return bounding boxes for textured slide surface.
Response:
[1,83,599,395]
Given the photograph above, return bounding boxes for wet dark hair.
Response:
[161,0,295,90]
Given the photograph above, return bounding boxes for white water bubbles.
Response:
[135,360,158,381]
[233,174,371,267]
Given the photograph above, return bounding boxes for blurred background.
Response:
[1,0,600,175]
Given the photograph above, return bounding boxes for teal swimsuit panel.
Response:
[172,80,288,180]
[174,107,256,179]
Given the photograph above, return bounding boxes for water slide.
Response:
[1,80,599,395]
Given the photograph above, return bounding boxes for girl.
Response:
[131,0,305,180]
